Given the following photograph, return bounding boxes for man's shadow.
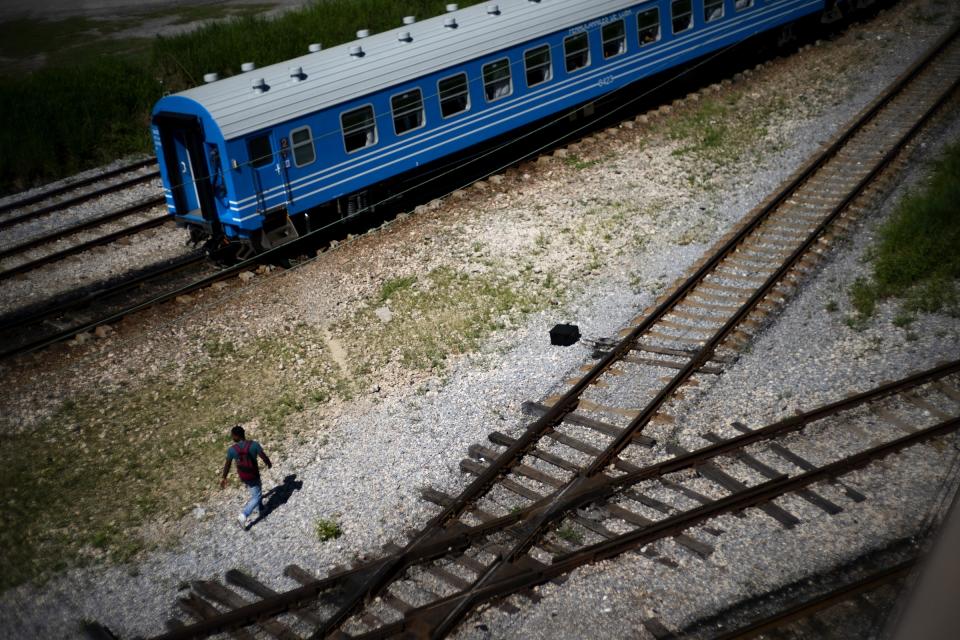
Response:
[248,474,303,529]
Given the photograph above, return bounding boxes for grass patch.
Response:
[847,142,960,323]
[344,265,549,375]
[563,154,600,171]
[379,275,417,303]
[315,518,343,542]
[0,1,482,194]
[555,525,583,544]
[0,325,348,590]
[665,91,786,164]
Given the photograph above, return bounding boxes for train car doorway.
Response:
[154,113,222,237]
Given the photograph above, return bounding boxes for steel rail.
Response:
[713,559,916,640]
[148,358,960,640]
[0,254,237,360]
[0,252,205,332]
[364,24,960,640]
[0,215,170,282]
[352,416,960,639]
[0,196,165,261]
[0,157,156,217]
[0,167,160,229]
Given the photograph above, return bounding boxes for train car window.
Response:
[247,135,273,168]
[704,0,724,21]
[602,19,627,59]
[671,0,693,34]
[289,127,315,167]
[637,7,661,46]
[341,105,377,153]
[391,89,425,136]
[735,0,754,9]
[524,45,553,88]
[438,73,470,118]
[483,58,513,102]
[564,33,590,73]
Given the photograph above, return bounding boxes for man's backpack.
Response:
[233,441,259,482]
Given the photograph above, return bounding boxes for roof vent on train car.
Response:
[289,66,305,82]
[444,17,458,28]
[397,30,412,42]
[402,16,417,25]
[308,43,322,53]
[251,78,268,94]
[241,62,256,72]
[203,72,219,83]
[357,29,370,38]
[446,3,458,11]
[486,4,500,15]
[349,45,365,58]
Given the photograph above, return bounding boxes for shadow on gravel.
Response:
[248,474,303,529]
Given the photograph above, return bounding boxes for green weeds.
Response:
[379,276,417,303]
[315,518,343,542]
[563,154,600,171]
[847,142,960,325]
[555,525,583,544]
[665,92,786,164]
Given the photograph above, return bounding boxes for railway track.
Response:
[0,157,158,224]
[713,559,916,640]
[0,197,169,282]
[82,24,960,640]
[0,252,224,359]
[0,154,168,283]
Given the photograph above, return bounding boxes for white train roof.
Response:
[174,0,640,140]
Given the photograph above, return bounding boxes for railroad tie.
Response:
[191,580,301,640]
[622,354,723,375]
[224,569,323,626]
[459,457,676,567]
[730,422,866,502]
[177,592,256,640]
[870,406,917,434]
[381,542,520,614]
[933,380,960,403]
[537,428,724,536]
[906,392,953,420]
[421,487,500,524]
[522,401,655,446]
[634,342,738,365]
[641,617,678,640]
[702,432,842,515]
[421,487,560,575]
[418,488,550,597]
[164,618,188,631]
[79,622,121,639]
[488,432,713,557]
[666,444,800,528]
[284,565,382,628]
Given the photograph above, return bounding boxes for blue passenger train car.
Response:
[151,0,843,257]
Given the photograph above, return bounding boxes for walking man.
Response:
[220,425,273,528]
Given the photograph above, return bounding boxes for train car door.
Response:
[245,132,276,214]
[172,130,202,215]
[154,113,222,236]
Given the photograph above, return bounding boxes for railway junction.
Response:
[1,1,959,638]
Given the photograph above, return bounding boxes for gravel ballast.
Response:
[1,2,959,638]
